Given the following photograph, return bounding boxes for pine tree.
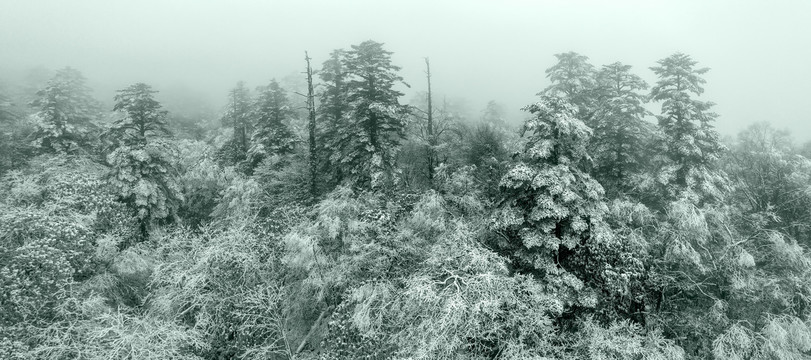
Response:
[493,96,607,307]
[591,62,652,196]
[649,53,726,202]
[30,67,98,153]
[330,40,410,189]
[481,100,507,129]
[105,83,181,241]
[217,81,253,168]
[317,49,351,186]
[108,83,170,146]
[541,52,598,125]
[247,79,295,168]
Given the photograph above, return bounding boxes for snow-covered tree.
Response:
[105,83,181,240]
[727,122,811,240]
[493,96,608,309]
[481,100,507,129]
[540,52,598,124]
[327,40,410,189]
[591,62,653,196]
[29,67,98,153]
[107,83,170,146]
[648,53,726,203]
[317,49,351,186]
[217,81,253,168]
[247,79,295,169]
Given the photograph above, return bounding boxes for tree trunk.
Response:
[425,57,435,183]
[305,51,318,197]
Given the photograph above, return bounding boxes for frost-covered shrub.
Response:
[0,241,74,325]
[320,222,561,360]
[0,337,27,360]
[0,207,95,278]
[0,170,45,206]
[150,225,287,359]
[435,164,486,216]
[252,153,312,210]
[0,154,137,238]
[175,140,236,227]
[1,155,111,211]
[319,292,394,360]
[209,171,263,226]
[26,295,207,360]
[570,317,684,360]
[401,190,447,243]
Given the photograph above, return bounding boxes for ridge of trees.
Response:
[2,44,811,360]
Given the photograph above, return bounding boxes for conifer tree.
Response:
[30,67,98,153]
[493,96,608,307]
[217,81,253,167]
[649,53,726,202]
[108,83,170,146]
[591,62,652,196]
[481,100,507,129]
[328,40,409,189]
[541,52,598,124]
[105,83,181,241]
[317,49,351,186]
[247,79,295,169]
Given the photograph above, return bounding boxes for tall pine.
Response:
[541,52,598,125]
[649,53,726,203]
[329,40,409,189]
[493,96,608,310]
[247,79,295,169]
[30,67,98,154]
[105,83,181,241]
[317,49,351,186]
[217,81,253,168]
[591,62,652,197]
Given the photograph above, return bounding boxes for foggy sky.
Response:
[2,0,810,140]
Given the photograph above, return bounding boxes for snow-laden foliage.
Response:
[247,79,296,169]
[105,83,182,239]
[569,317,684,360]
[494,97,607,280]
[643,199,811,358]
[726,122,811,241]
[590,62,654,196]
[106,140,183,224]
[320,41,411,189]
[648,53,727,204]
[6,46,811,360]
[24,295,207,360]
[540,52,598,121]
[216,81,253,170]
[29,67,99,154]
[150,225,291,359]
[366,223,559,360]
[107,83,171,147]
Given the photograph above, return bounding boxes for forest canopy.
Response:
[2,40,811,360]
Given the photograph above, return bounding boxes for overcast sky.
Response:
[2,0,810,140]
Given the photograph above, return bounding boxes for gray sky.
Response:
[2,0,810,140]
